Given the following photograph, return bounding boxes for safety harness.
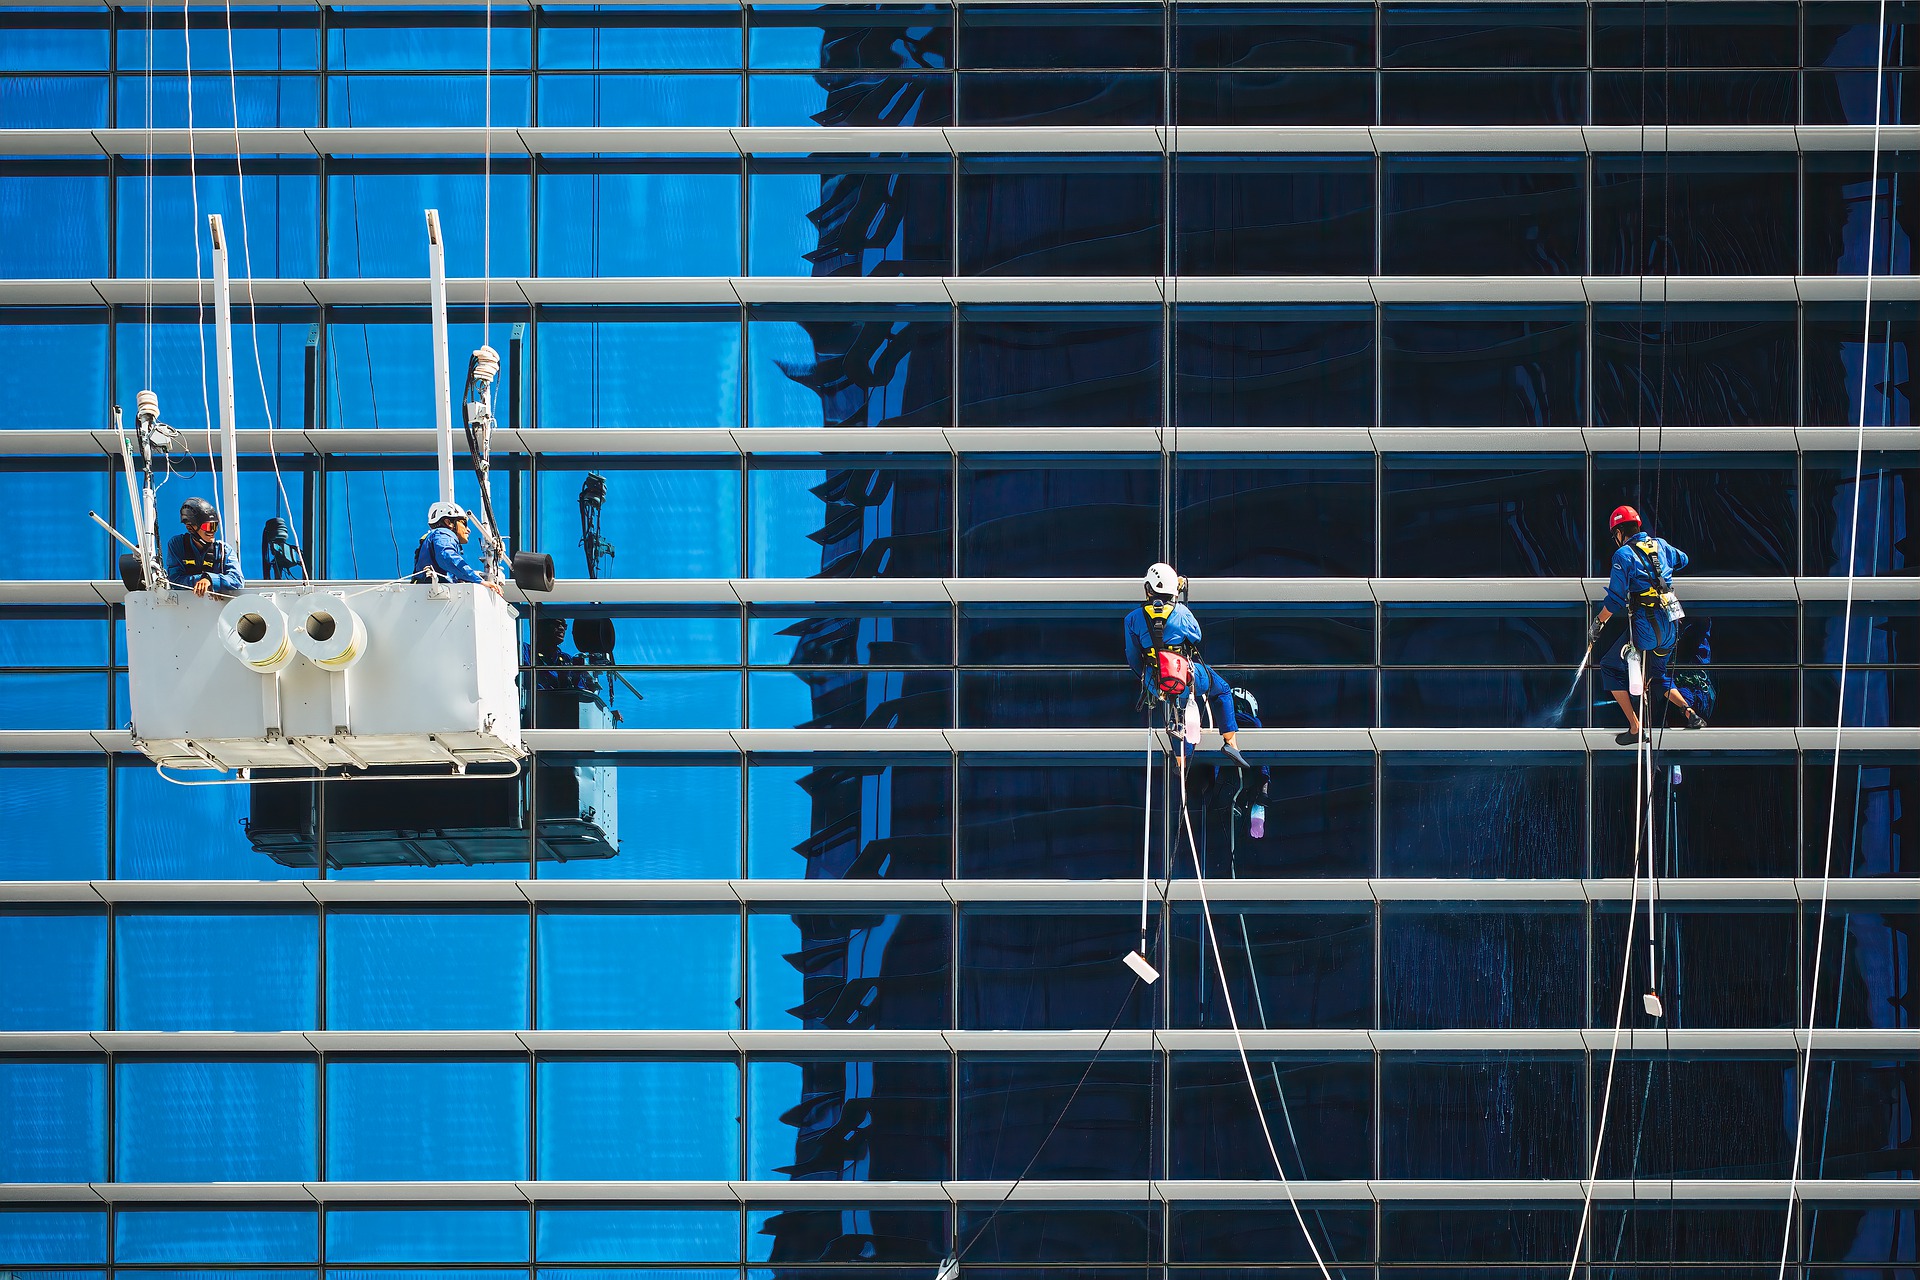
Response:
[174,535,230,582]
[1143,599,1195,700]
[1626,534,1683,625]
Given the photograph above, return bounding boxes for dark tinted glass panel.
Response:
[1382,1208,1577,1262]
[959,910,1153,1028]
[1176,5,1374,67]
[747,1057,947,1180]
[1804,154,1918,276]
[961,605,1115,666]
[958,71,1162,125]
[1170,1206,1374,1263]
[1383,157,1583,275]
[1381,1055,1582,1177]
[749,460,952,578]
[1383,907,1583,1027]
[1178,158,1374,275]
[1592,1057,1796,1177]
[1383,4,1584,67]
[1806,303,1917,429]
[1597,757,1798,877]
[1383,606,1580,667]
[960,669,1142,728]
[961,761,1159,879]
[1188,760,1374,878]
[1175,456,1376,576]
[1592,454,1797,575]
[961,310,1160,427]
[749,668,953,729]
[1176,309,1375,427]
[1805,453,1918,576]
[959,6,1162,68]
[1200,609,1375,666]
[749,309,952,429]
[1593,2,1799,66]
[1382,458,1584,576]
[749,162,950,277]
[960,157,1162,276]
[1382,71,1586,124]
[1169,1055,1372,1178]
[1806,758,1918,877]
[1593,69,1797,123]
[1169,910,1373,1029]
[1594,908,1795,1028]
[749,910,951,1029]
[1176,70,1377,124]
[959,1206,1157,1263]
[959,1055,1153,1177]
[1384,759,1584,877]
[1382,668,1579,727]
[1382,308,1584,427]
[1594,307,1798,429]
[960,459,1160,577]
[1595,156,1797,274]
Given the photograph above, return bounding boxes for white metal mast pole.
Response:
[209,213,241,571]
[427,208,455,505]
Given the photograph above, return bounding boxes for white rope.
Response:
[482,0,494,345]
[1777,3,1892,1270]
[1566,689,1655,1280]
[1138,721,1154,957]
[180,0,222,537]
[1175,757,1335,1280]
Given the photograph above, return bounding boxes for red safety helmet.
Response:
[1608,504,1641,531]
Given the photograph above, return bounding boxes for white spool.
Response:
[218,595,295,673]
[291,594,368,670]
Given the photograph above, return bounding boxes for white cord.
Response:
[1176,759,1335,1280]
[180,0,223,539]
[482,0,493,345]
[1776,2,1891,1270]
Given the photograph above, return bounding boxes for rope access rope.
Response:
[180,0,224,538]
[1777,2,1894,1270]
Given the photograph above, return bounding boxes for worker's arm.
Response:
[428,530,487,585]
[207,543,243,593]
[1589,548,1631,642]
[1666,541,1689,575]
[1123,611,1147,674]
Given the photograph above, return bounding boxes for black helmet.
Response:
[180,497,218,528]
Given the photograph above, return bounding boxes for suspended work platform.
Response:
[125,582,524,775]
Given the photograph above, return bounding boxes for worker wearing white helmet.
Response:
[1123,562,1246,766]
[411,500,503,596]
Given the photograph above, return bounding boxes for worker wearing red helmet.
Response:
[1587,505,1705,743]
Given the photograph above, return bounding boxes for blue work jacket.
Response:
[1603,534,1689,653]
[164,532,243,593]
[411,527,486,585]
[1123,601,1202,675]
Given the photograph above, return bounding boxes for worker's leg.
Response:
[1610,689,1642,735]
[1195,664,1247,763]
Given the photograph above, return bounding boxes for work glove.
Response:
[1586,617,1606,646]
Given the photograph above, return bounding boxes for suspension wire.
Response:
[1566,687,1658,1280]
[180,0,222,536]
[482,0,493,346]
[1777,4,1893,1267]
[218,0,309,578]
[143,1,155,396]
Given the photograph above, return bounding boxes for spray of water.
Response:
[1545,644,1595,727]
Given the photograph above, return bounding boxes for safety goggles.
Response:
[197,520,219,533]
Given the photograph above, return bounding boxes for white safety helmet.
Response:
[427,500,471,527]
[1144,562,1182,599]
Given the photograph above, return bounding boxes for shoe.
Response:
[1221,742,1250,769]
[1615,729,1642,745]
[1683,709,1707,730]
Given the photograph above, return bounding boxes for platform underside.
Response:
[137,729,522,773]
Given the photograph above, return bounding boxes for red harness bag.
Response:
[1155,649,1191,698]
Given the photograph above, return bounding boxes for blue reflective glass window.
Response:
[1175,456,1375,576]
[114,315,313,434]
[1171,1205,1372,1264]
[326,1058,527,1180]
[538,910,740,1030]
[1191,760,1375,878]
[328,75,529,126]
[959,1054,1153,1178]
[114,168,316,280]
[537,461,740,578]
[322,459,505,580]
[1598,757,1798,877]
[1168,1054,1371,1179]
[750,609,950,666]
[750,70,954,127]
[957,1205,1154,1265]
[0,1060,104,1182]
[750,161,950,277]
[545,73,743,127]
[115,910,316,1032]
[1383,669,1573,728]
[1383,906,1583,1028]
[1593,1056,1795,1177]
[959,762,1158,879]
[1806,303,1916,429]
[1805,155,1917,277]
[1595,155,1796,275]
[1382,306,1584,427]
[1594,907,1794,1028]
[326,910,528,1030]
[114,1059,316,1181]
[1175,69,1375,125]
[0,163,107,278]
[1384,759,1583,877]
[327,1209,529,1265]
[960,5,1159,69]
[747,1058,948,1180]
[960,458,1160,577]
[1593,454,1797,575]
[0,764,106,879]
[748,310,951,429]
[751,8,946,70]
[0,911,103,1030]
[539,165,740,277]
[534,671,738,730]
[535,761,739,880]
[1382,1054,1581,1177]
[117,13,317,72]
[0,310,107,429]
[961,309,1160,428]
[1177,157,1372,275]
[325,169,528,276]
[0,673,104,729]
[0,12,108,70]
[537,1059,739,1180]
[1805,453,1916,577]
[959,669,1141,729]
[960,910,1152,1029]
[114,1210,317,1264]
[543,12,741,69]
[538,310,742,429]
[0,1210,105,1264]
[747,760,949,879]
[328,17,530,70]
[1384,157,1583,275]
[115,73,320,129]
[958,70,1162,126]
[1382,457,1584,577]
[1169,909,1373,1030]
[0,75,108,128]
[748,910,950,1029]
[536,1207,740,1264]
[0,464,110,578]
[115,763,308,879]
[744,1209,945,1265]
[960,157,1162,275]
[1176,307,1375,427]
[1807,758,1918,879]
[324,312,527,432]
[1594,306,1798,429]
[748,459,952,578]
[1177,4,1373,67]
[749,669,952,729]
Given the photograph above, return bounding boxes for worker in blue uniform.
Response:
[165,496,243,597]
[1587,505,1705,743]
[1597,616,1712,734]
[1124,562,1248,766]
[411,501,504,597]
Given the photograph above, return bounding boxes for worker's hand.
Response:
[193,577,211,598]
[486,581,505,598]
[1586,616,1605,646]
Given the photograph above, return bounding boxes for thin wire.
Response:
[219,0,309,578]
[1566,689,1656,1280]
[179,0,224,538]
[1176,759,1336,1280]
[1776,2,1892,1271]
[482,0,493,346]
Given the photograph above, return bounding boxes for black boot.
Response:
[1221,741,1250,769]
[1683,708,1706,730]
[1615,729,1642,745]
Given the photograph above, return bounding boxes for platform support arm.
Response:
[428,209,455,506]
[209,214,241,573]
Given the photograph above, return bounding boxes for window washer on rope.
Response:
[1587,505,1705,744]
[412,501,504,597]
[1124,562,1249,767]
[165,497,243,597]
[1596,615,1713,735]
